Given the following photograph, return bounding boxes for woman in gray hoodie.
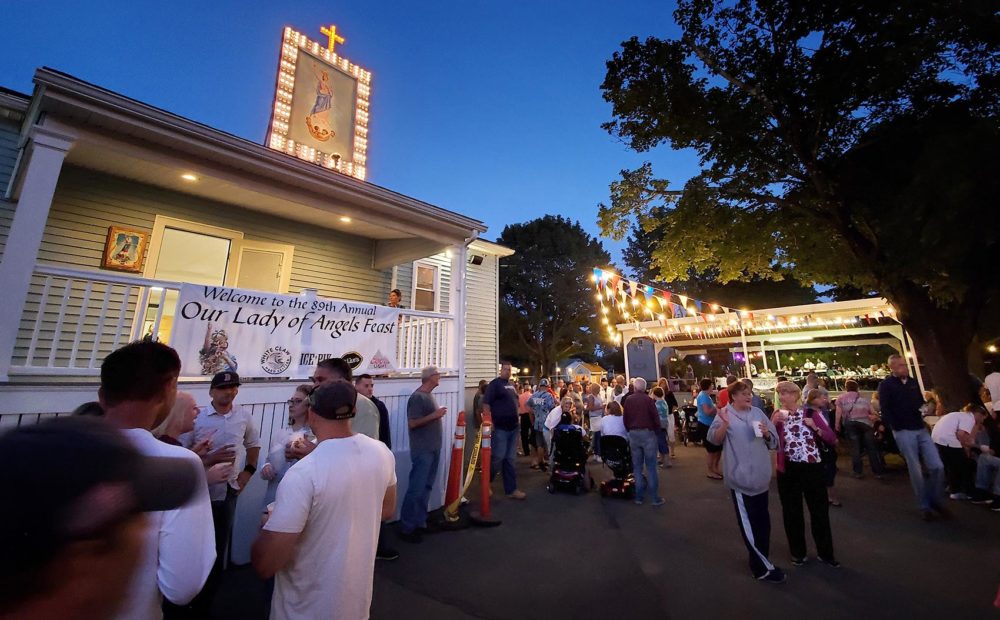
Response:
[708,379,783,583]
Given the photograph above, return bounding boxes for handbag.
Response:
[808,408,835,459]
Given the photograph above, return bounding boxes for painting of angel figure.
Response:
[101,226,148,273]
[287,50,357,162]
[199,322,238,375]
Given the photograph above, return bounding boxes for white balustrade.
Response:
[9,264,456,378]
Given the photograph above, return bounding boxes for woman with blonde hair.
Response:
[772,382,839,567]
[153,391,233,485]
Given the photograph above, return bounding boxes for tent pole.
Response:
[739,324,752,378]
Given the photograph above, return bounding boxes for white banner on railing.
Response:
[171,284,399,378]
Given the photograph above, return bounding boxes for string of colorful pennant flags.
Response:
[590,267,898,344]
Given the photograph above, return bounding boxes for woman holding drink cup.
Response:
[708,380,784,583]
[261,384,316,504]
[771,382,839,568]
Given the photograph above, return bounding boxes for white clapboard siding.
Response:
[393,252,451,314]
[38,166,394,302]
[464,252,500,388]
[0,115,21,259]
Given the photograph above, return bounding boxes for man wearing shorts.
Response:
[529,379,557,472]
[696,378,723,479]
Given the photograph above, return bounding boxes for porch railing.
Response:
[9,264,455,377]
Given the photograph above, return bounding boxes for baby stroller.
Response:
[598,434,635,499]
[547,425,592,495]
[681,404,701,446]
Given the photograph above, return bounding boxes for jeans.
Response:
[777,462,833,561]
[844,421,884,476]
[975,453,1000,494]
[628,429,660,501]
[400,448,441,534]
[491,428,519,495]
[894,428,945,510]
[591,430,602,457]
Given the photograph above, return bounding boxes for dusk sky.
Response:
[2,1,701,263]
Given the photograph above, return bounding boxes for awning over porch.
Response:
[617,297,926,391]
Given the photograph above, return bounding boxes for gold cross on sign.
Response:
[320,24,345,53]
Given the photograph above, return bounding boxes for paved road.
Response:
[217,445,999,619]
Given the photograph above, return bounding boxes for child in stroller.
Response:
[547,411,594,495]
[598,434,636,499]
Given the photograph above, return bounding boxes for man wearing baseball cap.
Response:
[0,415,203,619]
[185,371,261,579]
[253,380,396,620]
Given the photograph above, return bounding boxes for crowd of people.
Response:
[471,356,1000,584]
[3,343,1000,618]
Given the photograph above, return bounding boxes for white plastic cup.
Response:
[753,421,764,438]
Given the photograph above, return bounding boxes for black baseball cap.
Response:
[0,416,200,585]
[309,380,358,420]
[211,371,241,389]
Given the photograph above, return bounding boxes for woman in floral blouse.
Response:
[771,382,840,568]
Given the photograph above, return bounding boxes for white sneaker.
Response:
[949,492,970,501]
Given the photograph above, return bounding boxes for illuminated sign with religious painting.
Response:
[267,25,371,181]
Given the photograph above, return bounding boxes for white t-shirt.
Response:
[115,429,215,620]
[601,415,628,439]
[586,394,604,432]
[265,434,396,620]
[931,411,976,449]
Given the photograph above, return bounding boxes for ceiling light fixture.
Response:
[180,173,198,182]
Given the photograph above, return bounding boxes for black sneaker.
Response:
[818,557,841,568]
[757,568,786,584]
[376,547,400,561]
[970,492,993,505]
[791,557,807,567]
[398,530,423,544]
[990,499,1000,512]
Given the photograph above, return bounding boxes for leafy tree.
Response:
[599,0,999,408]
[623,207,818,308]
[498,216,613,382]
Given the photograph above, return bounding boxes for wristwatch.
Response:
[243,464,257,475]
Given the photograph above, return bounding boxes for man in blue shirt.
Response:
[529,379,557,470]
[877,354,946,520]
[483,362,526,499]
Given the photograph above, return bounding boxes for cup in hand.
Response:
[753,421,764,438]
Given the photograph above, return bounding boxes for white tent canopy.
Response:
[616,298,925,391]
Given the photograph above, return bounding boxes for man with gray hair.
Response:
[399,366,447,543]
[622,377,665,506]
[877,354,947,520]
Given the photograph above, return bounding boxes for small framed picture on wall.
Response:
[101,226,148,273]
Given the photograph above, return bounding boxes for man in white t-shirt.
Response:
[98,341,216,619]
[253,380,397,620]
[931,405,987,500]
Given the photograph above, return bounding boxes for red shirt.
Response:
[623,392,660,432]
[718,387,729,409]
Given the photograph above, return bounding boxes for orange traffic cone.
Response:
[469,413,501,527]
[443,411,466,521]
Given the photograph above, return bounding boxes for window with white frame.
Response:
[412,261,439,312]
